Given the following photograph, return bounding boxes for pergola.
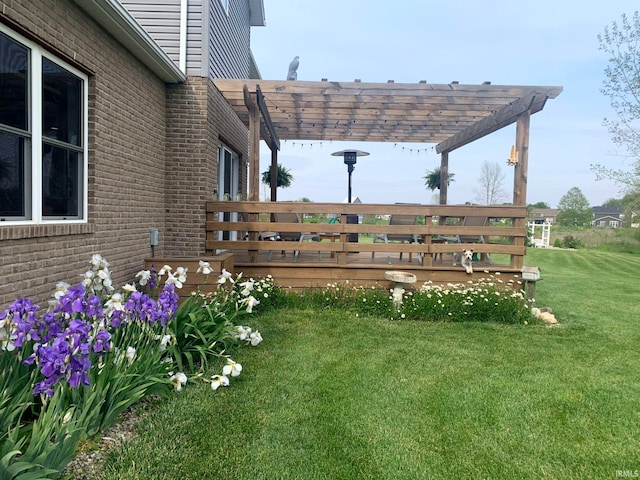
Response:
[213,79,562,205]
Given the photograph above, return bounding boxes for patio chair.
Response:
[271,212,319,261]
[438,215,492,263]
[238,212,279,241]
[371,214,421,264]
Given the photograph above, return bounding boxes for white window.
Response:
[0,26,88,224]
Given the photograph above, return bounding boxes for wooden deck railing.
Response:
[205,201,528,269]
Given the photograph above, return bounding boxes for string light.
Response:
[281,139,434,154]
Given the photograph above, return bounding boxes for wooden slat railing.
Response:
[205,201,528,269]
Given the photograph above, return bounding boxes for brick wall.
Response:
[0,1,251,309]
[164,78,249,256]
[0,0,168,308]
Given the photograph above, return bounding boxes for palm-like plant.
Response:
[261,164,293,189]
[423,167,455,191]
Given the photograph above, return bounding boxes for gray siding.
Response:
[121,0,253,79]
[208,0,251,78]
[120,0,182,66]
[186,0,205,76]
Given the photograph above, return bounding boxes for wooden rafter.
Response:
[255,85,280,151]
[435,93,545,153]
[215,79,562,145]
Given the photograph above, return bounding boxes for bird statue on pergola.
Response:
[287,56,299,80]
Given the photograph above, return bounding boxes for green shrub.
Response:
[562,235,580,249]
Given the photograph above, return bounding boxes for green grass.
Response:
[97,249,640,480]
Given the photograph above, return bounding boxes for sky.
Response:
[250,0,638,208]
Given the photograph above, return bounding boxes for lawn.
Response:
[98,249,640,480]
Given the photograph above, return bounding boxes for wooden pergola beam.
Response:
[436,94,546,154]
[215,79,562,144]
[256,85,280,152]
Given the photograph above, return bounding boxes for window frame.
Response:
[0,25,88,225]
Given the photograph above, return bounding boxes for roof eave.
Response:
[249,50,262,79]
[249,0,266,26]
[72,0,186,83]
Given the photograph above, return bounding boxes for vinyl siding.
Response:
[121,0,252,78]
[120,0,183,66]
[208,0,251,78]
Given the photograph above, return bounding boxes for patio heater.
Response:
[331,149,369,242]
[331,149,369,203]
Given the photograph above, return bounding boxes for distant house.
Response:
[591,206,623,227]
[529,208,559,224]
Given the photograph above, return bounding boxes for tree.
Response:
[473,160,506,205]
[602,197,624,208]
[593,11,640,192]
[556,187,592,226]
[528,201,550,209]
[423,167,454,191]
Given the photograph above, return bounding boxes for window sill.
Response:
[0,223,96,240]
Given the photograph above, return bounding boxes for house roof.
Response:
[592,206,622,215]
[73,0,186,83]
[213,79,562,151]
[530,208,559,217]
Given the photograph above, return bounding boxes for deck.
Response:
[204,201,529,290]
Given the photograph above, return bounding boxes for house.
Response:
[2,1,564,301]
[0,0,264,308]
[529,208,559,224]
[591,206,623,227]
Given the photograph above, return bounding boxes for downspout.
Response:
[179,0,187,73]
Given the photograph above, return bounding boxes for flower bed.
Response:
[0,254,272,479]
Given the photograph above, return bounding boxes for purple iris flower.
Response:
[148,265,158,290]
[2,298,41,348]
[92,329,112,354]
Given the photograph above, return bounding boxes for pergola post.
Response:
[512,112,530,206]
[243,85,261,201]
[511,111,530,269]
[270,148,278,201]
[243,85,261,262]
[439,151,449,205]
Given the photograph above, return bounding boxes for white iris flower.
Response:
[249,330,263,346]
[135,270,152,286]
[169,372,188,391]
[222,359,242,377]
[211,374,229,390]
[197,260,213,275]
[217,269,234,284]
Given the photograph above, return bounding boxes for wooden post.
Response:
[243,85,261,202]
[511,112,530,269]
[243,85,261,262]
[512,112,530,206]
[438,151,449,227]
[270,148,278,201]
[439,151,449,206]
